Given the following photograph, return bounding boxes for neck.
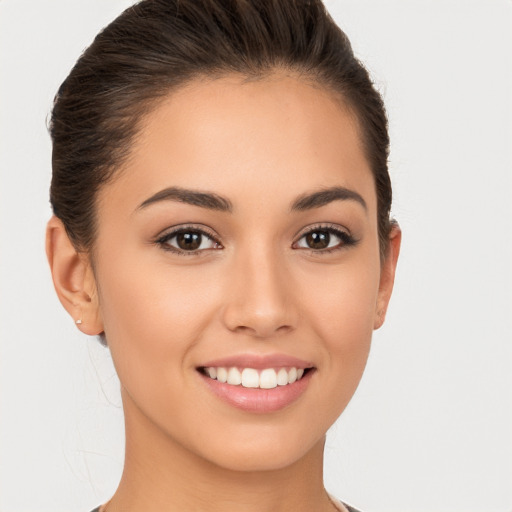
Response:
[106,388,336,512]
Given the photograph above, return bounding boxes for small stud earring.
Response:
[75,319,83,325]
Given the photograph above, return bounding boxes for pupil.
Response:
[177,232,201,250]
[306,231,330,249]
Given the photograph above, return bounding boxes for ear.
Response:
[46,216,104,336]
[374,222,401,330]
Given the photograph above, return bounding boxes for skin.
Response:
[47,73,400,512]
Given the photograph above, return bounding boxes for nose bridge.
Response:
[222,242,297,337]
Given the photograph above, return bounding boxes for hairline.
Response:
[81,68,382,259]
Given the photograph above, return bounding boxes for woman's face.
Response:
[89,73,397,471]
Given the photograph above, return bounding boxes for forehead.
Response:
[100,73,376,215]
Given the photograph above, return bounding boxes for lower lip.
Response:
[199,370,314,413]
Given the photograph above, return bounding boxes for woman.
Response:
[46,1,400,511]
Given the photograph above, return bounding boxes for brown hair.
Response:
[50,0,393,257]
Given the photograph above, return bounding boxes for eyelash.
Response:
[155,224,358,255]
[155,225,222,256]
[292,224,358,254]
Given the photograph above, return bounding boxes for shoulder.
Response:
[344,505,363,512]
[87,502,361,512]
[330,495,363,512]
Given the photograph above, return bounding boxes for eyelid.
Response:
[154,223,218,240]
[292,223,358,252]
[153,222,357,255]
[293,223,351,241]
[154,223,222,254]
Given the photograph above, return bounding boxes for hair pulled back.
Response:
[50,0,392,256]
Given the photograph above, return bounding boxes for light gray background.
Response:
[1,1,511,511]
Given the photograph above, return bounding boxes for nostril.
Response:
[231,323,294,338]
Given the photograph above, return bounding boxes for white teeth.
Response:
[204,366,307,389]
[241,368,259,388]
[276,368,288,386]
[216,367,228,383]
[227,367,242,385]
[259,368,278,389]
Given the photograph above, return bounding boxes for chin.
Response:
[186,424,327,473]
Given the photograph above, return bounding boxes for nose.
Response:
[221,247,298,338]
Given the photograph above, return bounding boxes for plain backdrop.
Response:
[0,1,511,511]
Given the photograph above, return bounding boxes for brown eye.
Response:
[176,232,202,250]
[305,231,330,249]
[294,226,357,252]
[158,228,220,253]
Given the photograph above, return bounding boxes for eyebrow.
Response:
[291,186,367,212]
[136,185,366,214]
[137,186,233,212]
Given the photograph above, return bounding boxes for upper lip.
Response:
[199,354,314,370]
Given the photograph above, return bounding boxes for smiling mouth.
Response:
[198,366,313,390]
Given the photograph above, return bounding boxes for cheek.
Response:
[298,255,380,395]
[302,256,379,337]
[94,254,223,384]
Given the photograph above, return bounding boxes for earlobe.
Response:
[374,223,401,330]
[46,216,104,336]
